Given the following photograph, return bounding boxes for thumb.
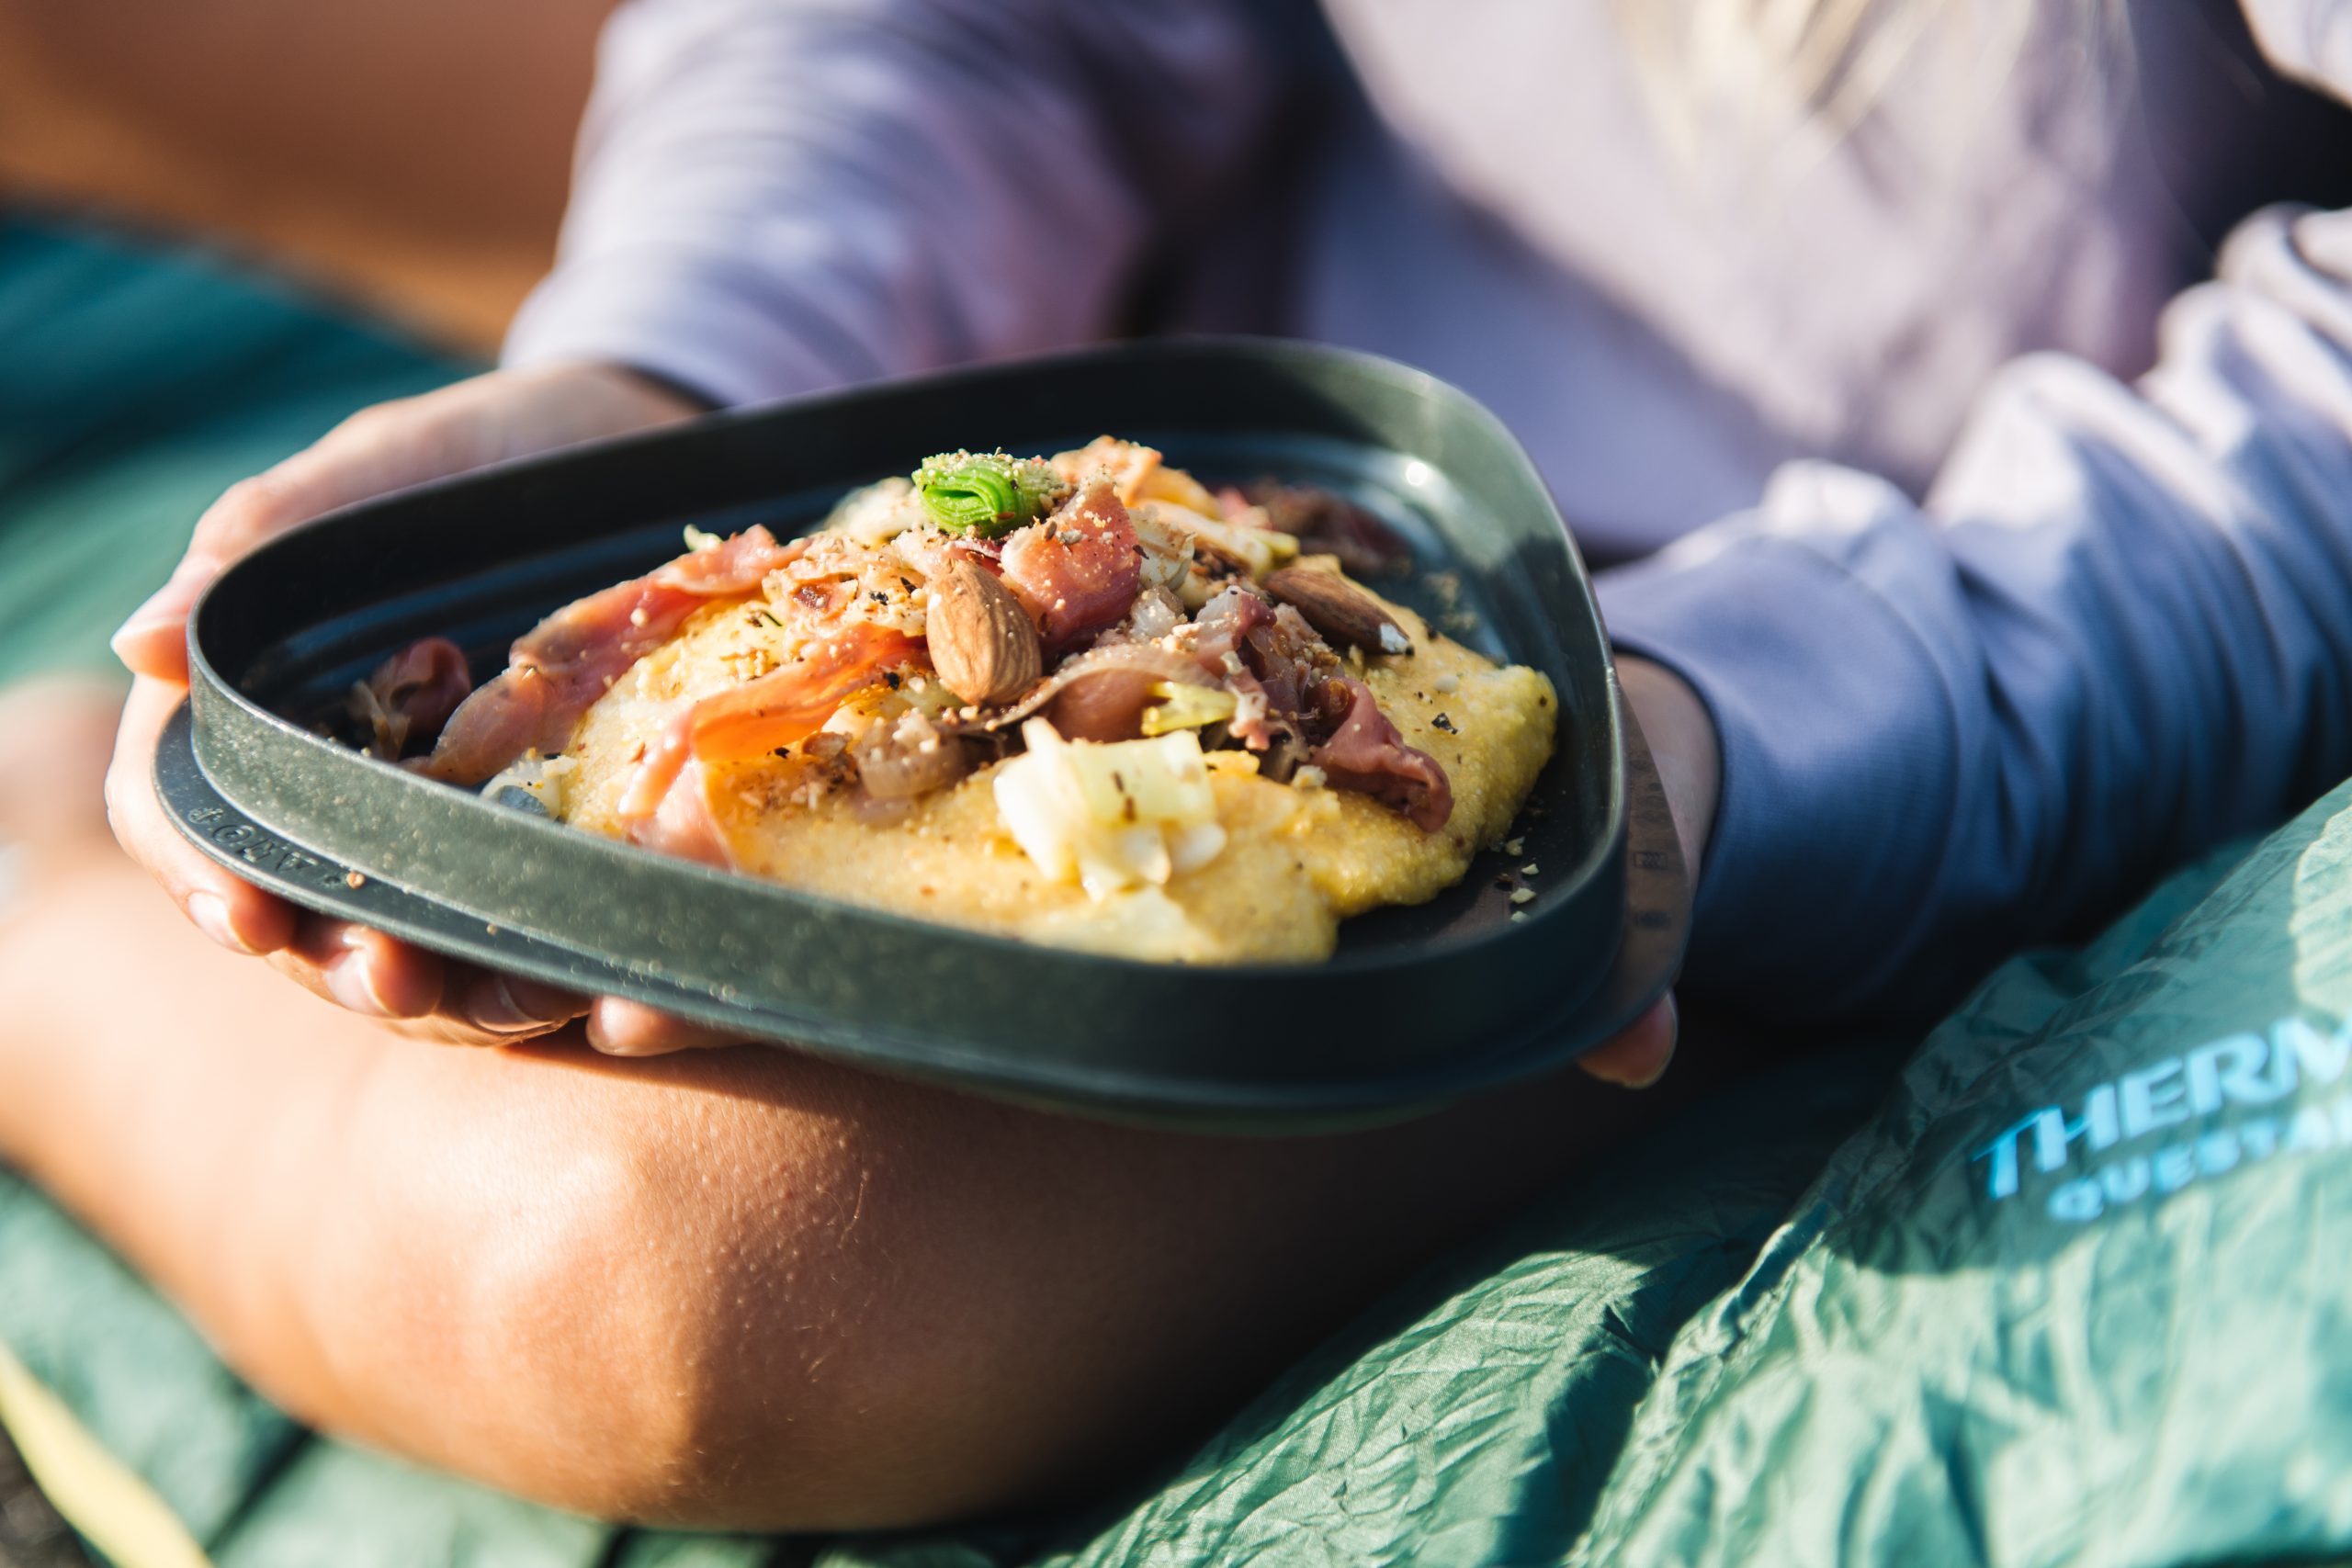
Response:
[1576,994,1679,1089]
[110,556,220,683]
[109,440,391,683]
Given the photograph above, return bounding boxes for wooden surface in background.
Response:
[0,0,610,353]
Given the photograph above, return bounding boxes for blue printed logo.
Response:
[1973,1015,2351,1223]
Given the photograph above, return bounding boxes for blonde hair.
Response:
[1616,0,2129,174]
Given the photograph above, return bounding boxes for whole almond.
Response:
[1263,567,1413,656]
[926,555,1043,705]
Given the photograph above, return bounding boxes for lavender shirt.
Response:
[506,0,2352,1023]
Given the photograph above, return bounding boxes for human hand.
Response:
[1572,655,1720,1089]
[105,362,718,1049]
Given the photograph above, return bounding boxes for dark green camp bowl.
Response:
[157,339,1688,1130]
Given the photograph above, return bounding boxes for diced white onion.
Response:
[1168,821,1227,874]
[992,720,1227,898]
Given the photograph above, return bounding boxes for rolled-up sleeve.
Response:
[504,0,1296,407]
[1601,197,2352,1023]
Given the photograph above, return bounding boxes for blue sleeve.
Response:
[503,0,1302,407]
[1600,200,2352,1024]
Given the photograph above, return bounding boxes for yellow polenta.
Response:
[559,569,1555,963]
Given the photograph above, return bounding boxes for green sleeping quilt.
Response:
[5,213,2351,1568]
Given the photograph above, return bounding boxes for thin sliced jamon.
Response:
[627,759,734,869]
[1190,585,1329,756]
[348,637,473,759]
[1189,584,1280,749]
[1310,677,1453,831]
[998,481,1143,656]
[618,623,924,820]
[415,525,802,785]
[1238,483,1411,579]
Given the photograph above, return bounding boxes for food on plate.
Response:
[357,437,1557,962]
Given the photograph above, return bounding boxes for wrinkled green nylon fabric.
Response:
[6,215,2352,1567]
[832,794,2349,1568]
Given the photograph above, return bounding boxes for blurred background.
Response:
[0,1441,76,1568]
[0,0,608,354]
[0,5,608,1559]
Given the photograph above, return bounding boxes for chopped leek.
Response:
[1138,682,1238,737]
[1141,502,1300,580]
[911,450,1069,536]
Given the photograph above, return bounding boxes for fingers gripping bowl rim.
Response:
[160,339,1687,1130]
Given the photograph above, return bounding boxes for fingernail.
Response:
[468,976,576,1036]
[1623,1059,1669,1090]
[583,1010,656,1057]
[1625,996,1679,1089]
[187,892,258,955]
[109,613,178,668]
[116,589,170,633]
[325,953,394,1018]
[113,574,196,641]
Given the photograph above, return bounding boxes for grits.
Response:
[559,575,1555,963]
[392,439,1563,964]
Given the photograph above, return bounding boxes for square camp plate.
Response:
[158,339,1687,1129]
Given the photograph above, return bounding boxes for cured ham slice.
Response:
[617,623,924,820]
[416,526,801,785]
[349,637,472,758]
[1189,585,1280,750]
[998,482,1143,656]
[626,759,733,868]
[1310,677,1453,831]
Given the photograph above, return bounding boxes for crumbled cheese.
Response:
[1508,887,1536,906]
[1521,863,1539,876]
[1292,764,1329,790]
[1503,837,1525,855]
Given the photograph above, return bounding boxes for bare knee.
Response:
[454,1049,1191,1528]
[417,1044,1601,1530]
